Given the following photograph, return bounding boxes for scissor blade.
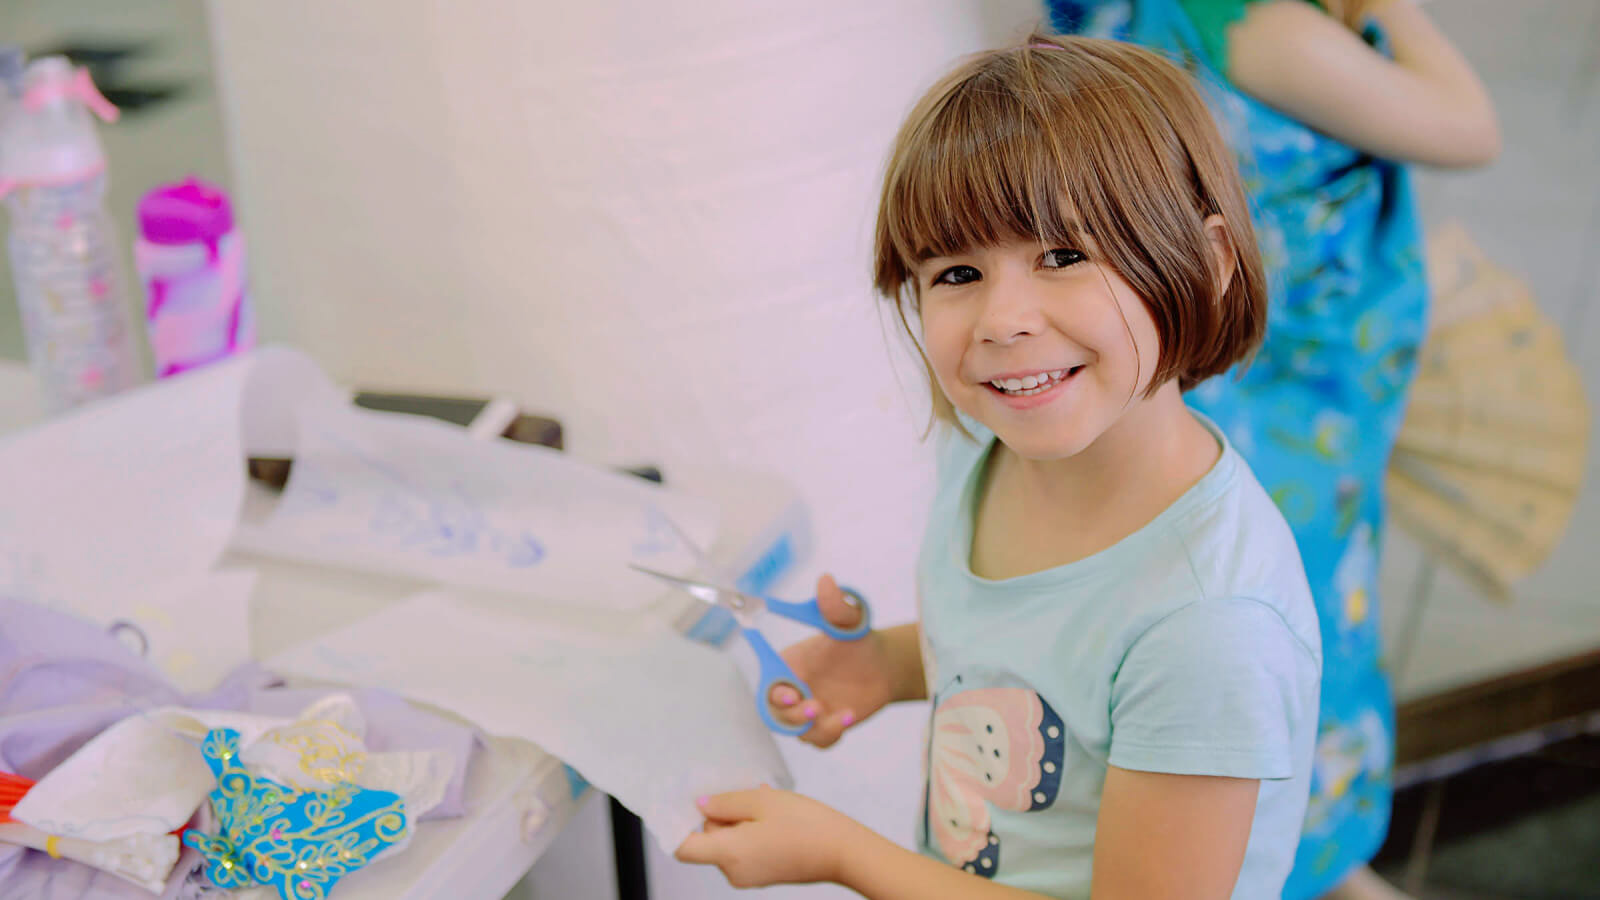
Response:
[629,563,740,611]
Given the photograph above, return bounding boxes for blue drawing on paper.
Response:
[281,425,549,570]
[632,504,684,558]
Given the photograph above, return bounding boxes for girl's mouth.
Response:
[986,365,1084,397]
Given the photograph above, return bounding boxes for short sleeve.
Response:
[1108,597,1319,780]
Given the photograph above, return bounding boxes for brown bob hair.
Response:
[873,32,1267,428]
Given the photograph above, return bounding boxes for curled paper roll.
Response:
[0,823,180,894]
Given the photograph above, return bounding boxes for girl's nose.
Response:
[974,275,1046,345]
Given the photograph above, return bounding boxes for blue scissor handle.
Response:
[742,627,814,737]
[761,587,872,642]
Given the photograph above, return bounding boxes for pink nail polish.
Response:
[841,712,856,727]
[803,703,819,720]
[696,796,709,808]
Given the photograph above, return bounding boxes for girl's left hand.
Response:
[674,786,867,888]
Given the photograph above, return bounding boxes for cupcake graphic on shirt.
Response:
[925,674,1066,879]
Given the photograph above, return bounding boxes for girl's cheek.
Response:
[933,343,968,391]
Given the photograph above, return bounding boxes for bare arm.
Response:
[881,621,929,703]
[680,788,1052,896]
[837,766,1259,899]
[1091,767,1260,899]
[678,760,1257,897]
[1226,0,1500,167]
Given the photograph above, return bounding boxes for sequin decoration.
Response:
[183,728,407,900]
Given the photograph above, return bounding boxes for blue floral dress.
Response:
[1043,1,1426,895]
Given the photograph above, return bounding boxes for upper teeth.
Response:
[992,369,1070,392]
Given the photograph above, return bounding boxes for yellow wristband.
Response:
[45,835,62,858]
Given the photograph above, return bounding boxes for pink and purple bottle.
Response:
[134,176,255,377]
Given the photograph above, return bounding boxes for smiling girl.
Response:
[676,34,1321,899]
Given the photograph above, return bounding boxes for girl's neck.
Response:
[974,382,1220,578]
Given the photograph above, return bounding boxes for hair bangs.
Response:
[881,71,1088,294]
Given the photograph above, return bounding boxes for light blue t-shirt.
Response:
[915,417,1321,899]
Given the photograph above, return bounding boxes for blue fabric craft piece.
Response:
[182,728,408,900]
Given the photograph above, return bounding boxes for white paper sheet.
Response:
[2,345,755,851]
[235,400,718,608]
[0,343,719,695]
[267,591,792,851]
[0,348,338,608]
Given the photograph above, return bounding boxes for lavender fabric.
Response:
[0,597,478,898]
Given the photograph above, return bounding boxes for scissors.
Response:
[630,562,872,736]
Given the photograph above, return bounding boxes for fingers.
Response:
[769,684,821,728]
[675,830,723,865]
[768,680,860,745]
[696,789,766,824]
[814,573,864,631]
[798,707,856,749]
[677,792,757,864]
[768,682,807,711]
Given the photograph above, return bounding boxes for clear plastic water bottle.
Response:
[0,57,143,413]
[0,46,23,107]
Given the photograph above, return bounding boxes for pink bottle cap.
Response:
[137,176,234,251]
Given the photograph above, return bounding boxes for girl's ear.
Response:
[1203,214,1238,303]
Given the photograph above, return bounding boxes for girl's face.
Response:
[917,238,1161,461]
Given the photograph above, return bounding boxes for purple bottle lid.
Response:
[137,176,234,250]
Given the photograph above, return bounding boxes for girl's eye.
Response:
[1041,248,1087,269]
[932,265,981,287]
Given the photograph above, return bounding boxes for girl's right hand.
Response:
[769,574,899,748]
